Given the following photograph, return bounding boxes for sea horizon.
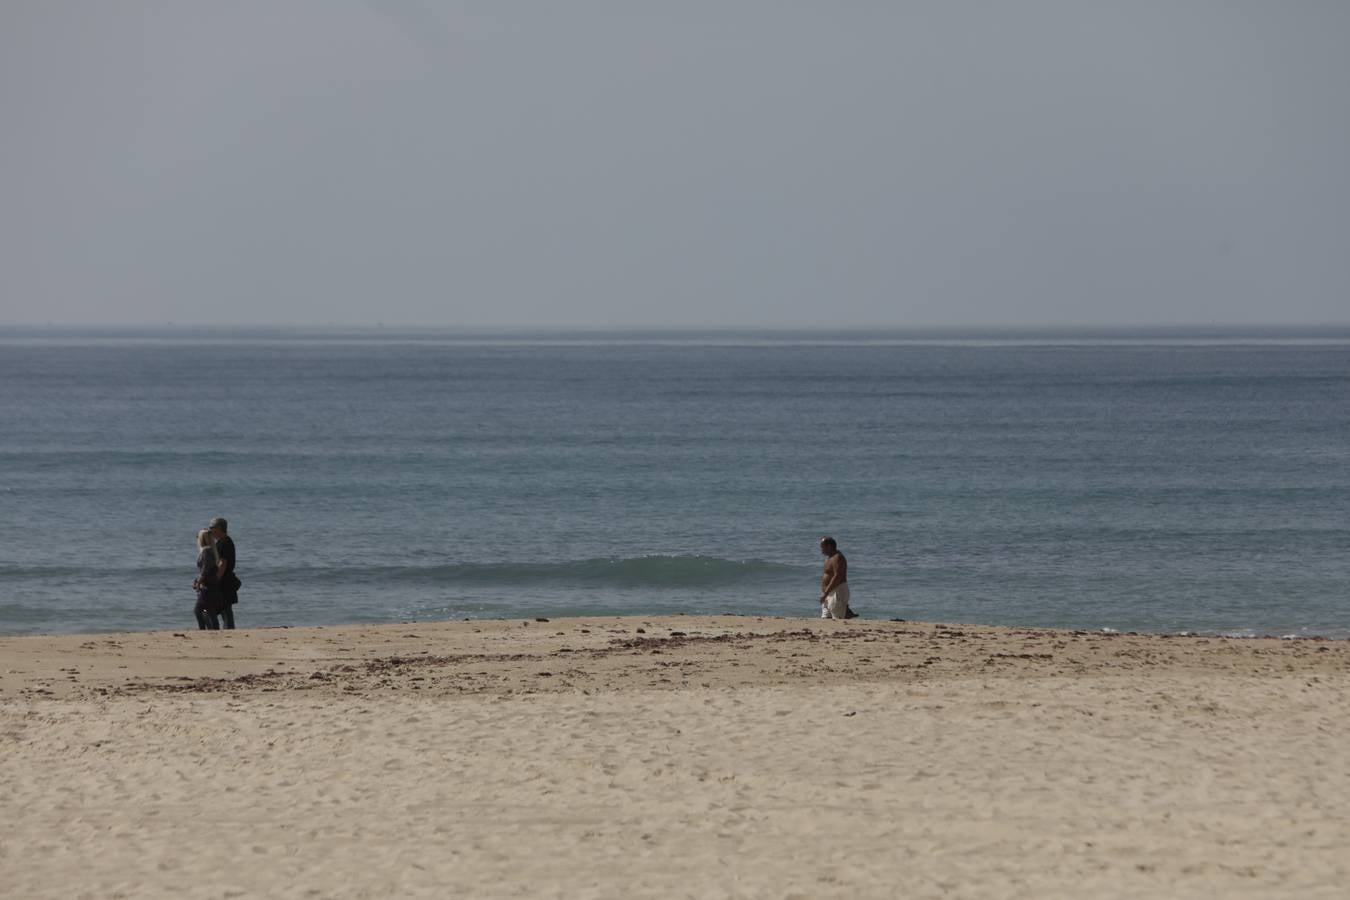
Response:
[5,323,1350,342]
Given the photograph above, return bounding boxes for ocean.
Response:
[1,327,1347,637]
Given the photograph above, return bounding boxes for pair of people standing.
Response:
[193,517,240,630]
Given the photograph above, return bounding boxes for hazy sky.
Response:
[3,2,1348,327]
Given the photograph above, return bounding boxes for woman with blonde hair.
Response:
[192,528,222,629]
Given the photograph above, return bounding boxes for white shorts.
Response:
[823,583,851,619]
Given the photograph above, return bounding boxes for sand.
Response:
[2,615,1348,899]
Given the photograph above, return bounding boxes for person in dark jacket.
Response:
[193,528,221,630]
[209,516,239,629]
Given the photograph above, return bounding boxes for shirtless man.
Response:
[818,536,851,619]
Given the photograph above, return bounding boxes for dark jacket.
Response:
[216,535,239,602]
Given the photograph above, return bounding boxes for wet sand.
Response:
[3,616,1348,898]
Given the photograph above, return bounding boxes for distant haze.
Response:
[3,2,1348,328]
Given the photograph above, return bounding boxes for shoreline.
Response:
[4,614,1349,701]
[2,609,1346,646]
[4,615,1349,897]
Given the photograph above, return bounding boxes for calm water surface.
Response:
[2,328,1347,637]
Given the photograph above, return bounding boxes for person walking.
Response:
[193,528,222,629]
[209,517,240,629]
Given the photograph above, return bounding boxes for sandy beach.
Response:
[2,616,1348,898]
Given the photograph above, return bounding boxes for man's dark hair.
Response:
[819,536,837,550]
[209,517,229,534]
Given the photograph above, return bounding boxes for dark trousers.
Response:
[219,591,237,629]
[194,592,219,630]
